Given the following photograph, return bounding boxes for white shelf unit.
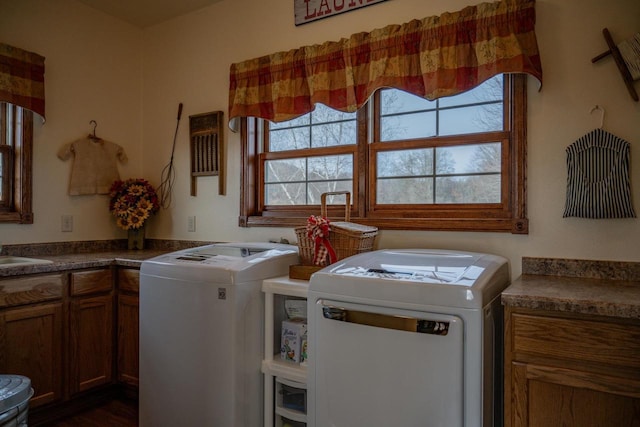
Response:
[262,276,309,427]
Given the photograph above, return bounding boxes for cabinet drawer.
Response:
[118,269,139,293]
[512,313,640,369]
[70,269,113,296]
[0,274,64,308]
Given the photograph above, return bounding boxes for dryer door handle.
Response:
[321,305,449,336]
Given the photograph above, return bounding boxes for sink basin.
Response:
[0,256,53,268]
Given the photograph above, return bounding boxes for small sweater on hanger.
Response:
[58,137,128,195]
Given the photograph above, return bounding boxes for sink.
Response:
[0,256,53,268]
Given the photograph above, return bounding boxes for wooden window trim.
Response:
[0,104,34,223]
[239,75,528,234]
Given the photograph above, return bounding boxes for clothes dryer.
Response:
[307,249,509,427]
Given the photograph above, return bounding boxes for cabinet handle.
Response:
[321,305,449,336]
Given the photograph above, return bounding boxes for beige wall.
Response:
[0,0,143,242]
[1,0,639,278]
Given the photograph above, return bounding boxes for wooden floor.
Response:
[36,398,138,427]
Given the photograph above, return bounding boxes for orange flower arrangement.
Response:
[109,178,160,230]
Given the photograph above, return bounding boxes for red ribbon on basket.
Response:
[306,215,337,266]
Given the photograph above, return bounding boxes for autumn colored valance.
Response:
[229,0,542,123]
[0,42,46,119]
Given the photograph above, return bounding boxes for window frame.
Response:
[0,103,34,223]
[239,74,528,234]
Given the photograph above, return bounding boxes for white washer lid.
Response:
[308,249,510,309]
[141,242,299,283]
[0,375,33,412]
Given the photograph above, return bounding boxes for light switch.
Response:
[188,216,196,232]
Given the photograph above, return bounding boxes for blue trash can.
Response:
[0,375,34,427]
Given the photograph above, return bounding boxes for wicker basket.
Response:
[295,191,378,267]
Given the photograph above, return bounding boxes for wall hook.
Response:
[590,105,605,129]
[89,120,100,141]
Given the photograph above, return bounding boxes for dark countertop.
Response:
[502,257,640,320]
[0,250,169,278]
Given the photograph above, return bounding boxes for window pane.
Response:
[439,103,503,135]
[270,105,356,151]
[378,178,434,204]
[436,143,501,174]
[264,155,352,205]
[439,75,503,107]
[381,89,436,141]
[311,121,356,148]
[377,149,433,177]
[308,181,353,205]
[380,76,504,141]
[377,143,502,204]
[0,151,3,201]
[381,90,436,114]
[381,111,436,141]
[265,181,354,205]
[270,127,311,151]
[308,155,352,180]
[436,175,501,203]
[4,104,13,138]
[265,183,306,205]
[265,158,306,183]
[311,103,355,122]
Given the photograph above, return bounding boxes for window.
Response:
[264,106,357,205]
[240,74,528,233]
[0,102,34,223]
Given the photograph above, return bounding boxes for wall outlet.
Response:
[188,216,196,232]
[61,215,73,232]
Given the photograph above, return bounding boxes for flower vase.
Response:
[128,225,145,250]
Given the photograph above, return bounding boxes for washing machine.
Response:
[139,242,298,427]
[307,249,510,427]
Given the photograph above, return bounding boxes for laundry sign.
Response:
[295,0,389,26]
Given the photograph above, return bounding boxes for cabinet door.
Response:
[117,293,139,387]
[118,268,140,294]
[0,303,64,408]
[510,362,640,427]
[69,294,114,394]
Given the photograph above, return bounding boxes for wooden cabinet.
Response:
[504,307,640,427]
[117,268,139,387]
[0,274,65,408]
[68,269,114,395]
[1,263,143,421]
